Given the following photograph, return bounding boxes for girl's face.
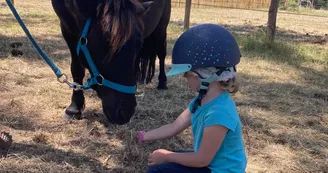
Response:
[183,71,200,92]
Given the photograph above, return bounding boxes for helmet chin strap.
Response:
[190,73,220,113]
[190,67,229,113]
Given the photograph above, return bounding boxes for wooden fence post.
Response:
[184,0,192,30]
[266,0,279,42]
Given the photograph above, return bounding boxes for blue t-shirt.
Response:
[188,91,247,173]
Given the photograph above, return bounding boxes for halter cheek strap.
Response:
[76,18,137,94]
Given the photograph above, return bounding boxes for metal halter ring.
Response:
[80,37,88,45]
[57,73,68,83]
[96,74,104,86]
[70,82,84,91]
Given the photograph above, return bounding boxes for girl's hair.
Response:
[218,75,240,93]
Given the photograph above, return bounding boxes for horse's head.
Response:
[70,0,153,125]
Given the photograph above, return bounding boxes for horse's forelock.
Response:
[99,0,145,59]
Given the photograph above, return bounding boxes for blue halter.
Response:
[5,0,136,94]
[76,18,137,94]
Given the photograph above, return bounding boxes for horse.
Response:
[51,0,170,125]
[135,0,171,90]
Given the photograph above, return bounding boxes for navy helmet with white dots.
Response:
[166,23,241,77]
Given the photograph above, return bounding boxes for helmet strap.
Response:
[190,73,218,113]
[190,68,228,113]
[191,89,206,113]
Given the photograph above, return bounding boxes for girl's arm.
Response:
[165,125,228,167]
[141,108,192,142]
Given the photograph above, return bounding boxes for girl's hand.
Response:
[137,131,145,144]
[147,149,173,166]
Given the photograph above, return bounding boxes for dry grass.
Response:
[1,1,328,173]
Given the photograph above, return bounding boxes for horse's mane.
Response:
[97,0,145,58]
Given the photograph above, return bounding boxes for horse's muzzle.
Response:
[103,99,136,125]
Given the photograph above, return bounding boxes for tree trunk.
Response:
[266,0,279,42]
[184,0,192,30]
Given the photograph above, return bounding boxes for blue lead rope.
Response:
[6,0,136,94]
[5,0,63,79]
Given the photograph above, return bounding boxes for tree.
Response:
[184,0,192,30]
[266,0,279,42]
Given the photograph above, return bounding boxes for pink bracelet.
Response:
[138,131,145,144]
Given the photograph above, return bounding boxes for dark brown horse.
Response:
[136,0,171,90]
[51,0,170,125]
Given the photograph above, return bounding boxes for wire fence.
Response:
[171,0,328,10]
[171,0,271,9]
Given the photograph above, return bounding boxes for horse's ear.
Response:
[139,1,154,16]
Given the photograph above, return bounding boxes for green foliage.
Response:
[237,29,328,67]
[317,0,328,8]
[279,0,300,11]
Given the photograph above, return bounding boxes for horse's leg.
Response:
[145,49,156,84]
[138,35,152,85]
[145,34,157,85]
[156,34,168,90]
[155,1,171,90]
[153,22,169,90]
[61,27,85,120]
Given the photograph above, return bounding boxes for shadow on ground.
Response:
[8,142,120,172]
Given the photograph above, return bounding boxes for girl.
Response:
[138,24,247,173]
